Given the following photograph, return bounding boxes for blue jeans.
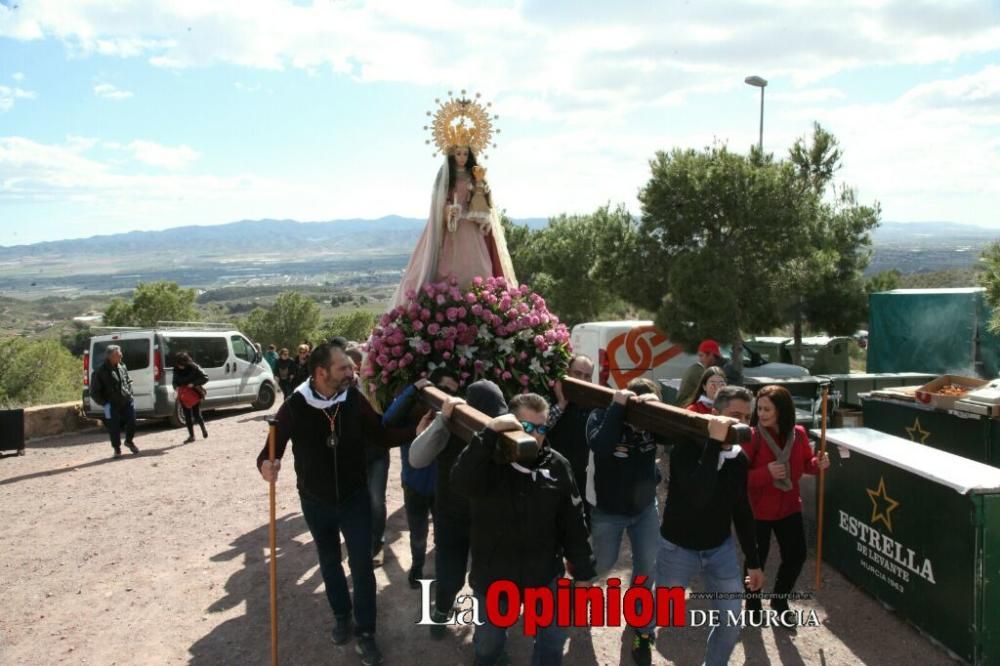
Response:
[105,400,136,450]
[473,578,567,666]
[590,500,659,634]
[656,536,743,666]
[299,489,376,635]
[366,448,389,554]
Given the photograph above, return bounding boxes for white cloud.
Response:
[126,140,200,170]
[12,71,24,81]
[0,85,35,111]
[93,82,133,100]
[1,0,998,119]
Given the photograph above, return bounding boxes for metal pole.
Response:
[758,86,765,153]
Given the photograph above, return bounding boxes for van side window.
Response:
[93,339,150,370]
[164,336,228,368]
[231,335,254,363]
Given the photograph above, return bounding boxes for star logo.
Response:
[867,476,900,532]
[904,417,931,444]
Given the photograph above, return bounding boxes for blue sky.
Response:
[1,0,999,246]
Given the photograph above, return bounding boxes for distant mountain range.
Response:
[0,216,549,257]
[0,217,994,293]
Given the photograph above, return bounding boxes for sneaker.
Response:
[355,633,383,665]
[631,631,653,666]
[407,567,422,590]
[429,607,449,640]
[125,442,139,455]
[113,447,123,459]
[331,615,353,645]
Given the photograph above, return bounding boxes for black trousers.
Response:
[183,403,206,437]
[433,510,470,615]
[403,485,436,573]
[746,512,807,610]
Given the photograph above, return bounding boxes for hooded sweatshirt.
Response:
[451,388,596,591]
[409,380,508,521]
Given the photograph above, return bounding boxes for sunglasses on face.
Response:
[520,421,549,435]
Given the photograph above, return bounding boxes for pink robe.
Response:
[436,172,501,286]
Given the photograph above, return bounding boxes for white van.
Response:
[570,320,810,389]
[82,324,277,427]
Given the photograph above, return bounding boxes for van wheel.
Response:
[252,384,276,411]
[169,400,187,428]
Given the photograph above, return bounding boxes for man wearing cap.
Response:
[676,339,725,408]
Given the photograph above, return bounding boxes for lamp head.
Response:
[744,75,768,88]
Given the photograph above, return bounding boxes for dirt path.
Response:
[0,406,960,665]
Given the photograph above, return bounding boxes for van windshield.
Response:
[162,336,229,369]
[92,339,150,370]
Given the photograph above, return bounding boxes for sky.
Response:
[0,0,999,246]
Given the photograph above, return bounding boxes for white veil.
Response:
[388,159,450,309]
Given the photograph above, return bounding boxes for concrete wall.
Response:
[23,402,101,441]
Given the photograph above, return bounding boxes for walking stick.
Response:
[267,419,279,666]
[814,387,829,590]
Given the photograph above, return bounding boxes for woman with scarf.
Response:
[172,351,209,443]
[686,366,727,414]
[743,385,830,619]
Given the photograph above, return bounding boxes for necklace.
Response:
[324,403,342,449]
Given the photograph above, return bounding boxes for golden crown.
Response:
[424,90,500,158]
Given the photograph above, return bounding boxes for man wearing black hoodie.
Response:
[409,379,510,640]
[452,391,595,666]
[256,339,413,666]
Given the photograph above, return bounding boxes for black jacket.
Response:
[255,385,413,504]
[660,435,759,568]
[586,402,662,516]
[172,363,208,389]
[546,401,591,492]
[452,428,596,592]
[90,361,134,408]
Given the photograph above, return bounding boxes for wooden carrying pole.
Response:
[420,378,751,446]
[815,387,829,590]
[558,377,751,445]
[267,420,279,666]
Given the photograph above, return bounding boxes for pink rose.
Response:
[392,345,404,357]
[421,308,432,321]
[459,357,467,366]
[457,307,467,319]
[443,351,452,360]
[534,335,545,347]
[471,304,483,317]
[446,307,459,321]
[519,374,530,386]
[386,360,398,371]
[519,351,528,360]
[502,370,513,380]
[473,276,484,286]
[412,320,424,331]
[529,315,540,327]
[466,292,477,303]
[428,323,440,335]
[436,312,445,322]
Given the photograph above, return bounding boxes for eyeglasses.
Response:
[520,421,549,435]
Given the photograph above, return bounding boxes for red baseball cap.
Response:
[698,339,721,356]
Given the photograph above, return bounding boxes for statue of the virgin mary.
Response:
[388,91,517,309]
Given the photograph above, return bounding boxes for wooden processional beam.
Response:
[419,378,750,446]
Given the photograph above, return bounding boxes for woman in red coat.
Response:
[686,366,726,414]
[744,385,829,617]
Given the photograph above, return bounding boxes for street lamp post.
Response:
[744,75,767,153]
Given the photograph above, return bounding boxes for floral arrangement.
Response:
[364,276,572,406]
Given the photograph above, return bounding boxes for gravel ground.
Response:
[0,404,962,665]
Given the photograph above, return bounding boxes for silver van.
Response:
[82,323,277,427]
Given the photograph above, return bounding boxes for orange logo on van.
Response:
[605,325,683,387]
